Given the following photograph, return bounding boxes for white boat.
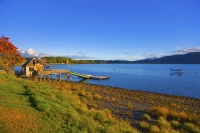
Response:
[170,68,185,74]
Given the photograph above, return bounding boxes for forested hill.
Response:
[132,52,200,64]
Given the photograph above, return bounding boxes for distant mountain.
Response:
[132,52,200,64]
[113,59,130,62]
[138,57,158,61]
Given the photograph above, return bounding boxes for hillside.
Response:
[133,52,200,64]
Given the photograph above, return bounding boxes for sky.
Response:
[0,0,200,60]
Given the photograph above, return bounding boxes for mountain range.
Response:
[132,52,200,64]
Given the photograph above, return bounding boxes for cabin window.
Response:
[29,67,34,71]
[22,67,25,71]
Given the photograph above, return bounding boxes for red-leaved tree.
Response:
[0,35,23,74]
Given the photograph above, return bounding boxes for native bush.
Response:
[170,120,180,129]
[150,125,160,133]
[139,121,150,130]
[93,93,102,100]
[142,113,151,121]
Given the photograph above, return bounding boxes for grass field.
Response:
[0,73,139,133]
[0,73,199,133]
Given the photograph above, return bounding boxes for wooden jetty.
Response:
[71,72,110,80]
[87,75,110,80]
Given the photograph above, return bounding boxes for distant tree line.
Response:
[42,56,73,64]
[40,57,130,64]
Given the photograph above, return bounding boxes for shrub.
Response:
[93,93,102,100]
[80,97,87,103]
[168,110,180,120]
[150,125,160,133]
[105,96,110,101]
[86,92,93,100]
[179,112,189,121]
[183,122,200,133]
[112,97,116,103]
[79,89,86,96]
[93,112,107,122]
[170,120,180,129]
[126,110,133,117]
[127,101,133,110]
[157,116,171,130]
[142,114,151,121]
[139,121,150,130]
[151,106,169,118]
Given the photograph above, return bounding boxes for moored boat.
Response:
[170,68,184,72]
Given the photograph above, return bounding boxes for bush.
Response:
[150,125,160,133]
[93,93,102,100]
[179,112,189,121]
[142,114,151,121]
[112,97,116,103]
[86,92,93,100]
[139,121,150,130]
[127,101,133,110]
[79,89,86,96]
[170,120,180,129]
[183,122,200,133]
[168,110,180,120]
[126,110,133,117]
[157,116,171,130]
[151,106,169,118]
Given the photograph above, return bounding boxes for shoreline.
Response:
[65,81,200,127]
[86,82,200,100]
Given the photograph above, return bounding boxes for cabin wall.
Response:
[34,64,44,72]
[26,67,31,76]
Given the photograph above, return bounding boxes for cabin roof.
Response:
[22,58,46,67]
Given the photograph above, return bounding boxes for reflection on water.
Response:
[170,72,185,76]
[78,78,89,83]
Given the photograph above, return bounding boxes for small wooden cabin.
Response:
[21,58,46,76]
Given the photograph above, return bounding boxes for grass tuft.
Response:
[150,125,160,133]
[142,113,151,121]
[93,93,102,100]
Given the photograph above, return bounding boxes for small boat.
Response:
[170,68,184,73]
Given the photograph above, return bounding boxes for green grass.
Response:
[0,74,139,133]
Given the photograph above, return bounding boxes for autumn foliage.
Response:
[0,35,23,74]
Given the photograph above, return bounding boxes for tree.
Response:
[0,35,23,74]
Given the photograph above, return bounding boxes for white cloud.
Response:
[18,48,52,57]
[18,48,94,59]
[159,53,165,57]
[172,47,200,55]
[143,53,156,58]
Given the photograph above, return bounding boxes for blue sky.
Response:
[0,0,200,60]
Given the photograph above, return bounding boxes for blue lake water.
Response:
[16,64,200,99]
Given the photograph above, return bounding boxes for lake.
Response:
[15,64,200,99]
[49,64,199,99]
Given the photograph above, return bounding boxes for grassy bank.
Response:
[0,73,200,133]
[0,73,139,133]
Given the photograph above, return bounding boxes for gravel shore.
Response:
[69,81,200,127]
